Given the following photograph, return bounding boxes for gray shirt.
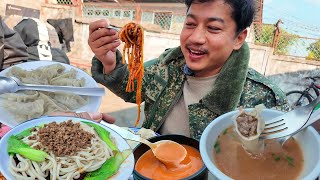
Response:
[160,74,219,136]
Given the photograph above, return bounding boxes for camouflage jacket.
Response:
[91,42,290,140]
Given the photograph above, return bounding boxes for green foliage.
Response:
[254,24,274,46]
[254,24,299,55]
[274,32,299,55]
[306,39,320,61]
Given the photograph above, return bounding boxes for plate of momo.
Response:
[0,61,102,127]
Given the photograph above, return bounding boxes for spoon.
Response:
[0,76,105,96]
[100,121,187,167]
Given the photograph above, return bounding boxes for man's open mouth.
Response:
[188,48,207,56]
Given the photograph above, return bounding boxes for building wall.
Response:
[2,0,319,90]
[1,0,44,16]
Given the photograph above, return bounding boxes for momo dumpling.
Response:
[34,63,65,80]
[2,99,44,122]
[39,93,70,114]
[5,67,28,78]
[52,92,88,109]
[50,77,85,87]
[234,104,265,153]
[0,91,39,102]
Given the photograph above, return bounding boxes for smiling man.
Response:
[88,0,289,140]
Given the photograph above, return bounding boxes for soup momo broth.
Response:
[213,126,304,180]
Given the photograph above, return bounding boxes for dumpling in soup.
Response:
[234,104,265,153]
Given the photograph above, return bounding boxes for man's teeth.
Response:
[190,49,204,55]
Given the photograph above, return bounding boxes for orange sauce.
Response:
[153,141,186,168]
[214,126,304,180]
[135,145,204,179]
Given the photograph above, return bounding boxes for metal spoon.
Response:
[100,121,187,168]
[0,76,105,96]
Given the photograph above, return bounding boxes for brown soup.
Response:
[135,144,203,179]
[213,126,304,180]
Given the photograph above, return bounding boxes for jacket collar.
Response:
[160,42,250,115]
[202,42,250,115]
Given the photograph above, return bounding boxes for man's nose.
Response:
[189,26,206,44]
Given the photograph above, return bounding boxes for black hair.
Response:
[184,0,255,34]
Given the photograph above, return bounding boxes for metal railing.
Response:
[253,22,320,61]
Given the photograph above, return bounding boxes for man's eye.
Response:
[208,26,221,32]
[185,23,196,27]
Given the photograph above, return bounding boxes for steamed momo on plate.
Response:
[0,64,88,122]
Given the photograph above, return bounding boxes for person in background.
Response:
[0,15,28,71]
[87,0,290,140]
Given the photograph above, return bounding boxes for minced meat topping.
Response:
[37,120,94,157]
[236,112,258,137]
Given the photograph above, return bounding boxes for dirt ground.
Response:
[96,84,145,127]
[98,85,136,113]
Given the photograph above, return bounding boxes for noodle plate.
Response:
[8,121,113,180]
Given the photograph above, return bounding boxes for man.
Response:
[88,0,289,140]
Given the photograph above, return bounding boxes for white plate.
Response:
[0,116,135,180]
[0,61,102,127]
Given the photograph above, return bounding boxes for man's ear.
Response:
[233,29,248,50]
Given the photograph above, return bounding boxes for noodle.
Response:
[9,122,113,180]
[119,22,144,127]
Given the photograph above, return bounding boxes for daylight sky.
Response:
[263,0,320,38]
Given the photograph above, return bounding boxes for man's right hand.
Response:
[88,19,121,74]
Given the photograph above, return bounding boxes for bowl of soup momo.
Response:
[200,106,320,180]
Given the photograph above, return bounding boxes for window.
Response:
[123,10,131,18]
[87,9,93,16]
[102,10,110,17]
[95,10,101,16]
[114,10,121,17]
[57,0,73,5]
[154,12,173,30]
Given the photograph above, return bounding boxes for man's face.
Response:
[180,0,247,77]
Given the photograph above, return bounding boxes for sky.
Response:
[263,0,320,38]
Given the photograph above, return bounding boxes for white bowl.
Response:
[200,109,320,180]
[0,61,102,127]
[0,116,134,180]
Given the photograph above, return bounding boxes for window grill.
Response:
[114,10,121,17]
[57,0,73,5]
[154,12,172,31]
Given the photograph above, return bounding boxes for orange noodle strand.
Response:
[119,22,144,127]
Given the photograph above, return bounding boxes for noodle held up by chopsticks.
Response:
[119,22,144,127]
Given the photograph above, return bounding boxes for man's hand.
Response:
[88,19,121,73]
[48,112,116,124]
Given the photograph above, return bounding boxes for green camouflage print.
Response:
[91,43,289,140]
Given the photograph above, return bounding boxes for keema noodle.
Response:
[0,64,88,122]
[119,22,144,127]
[7,120,131,180]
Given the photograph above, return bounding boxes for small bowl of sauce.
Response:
[133,134,208,180]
